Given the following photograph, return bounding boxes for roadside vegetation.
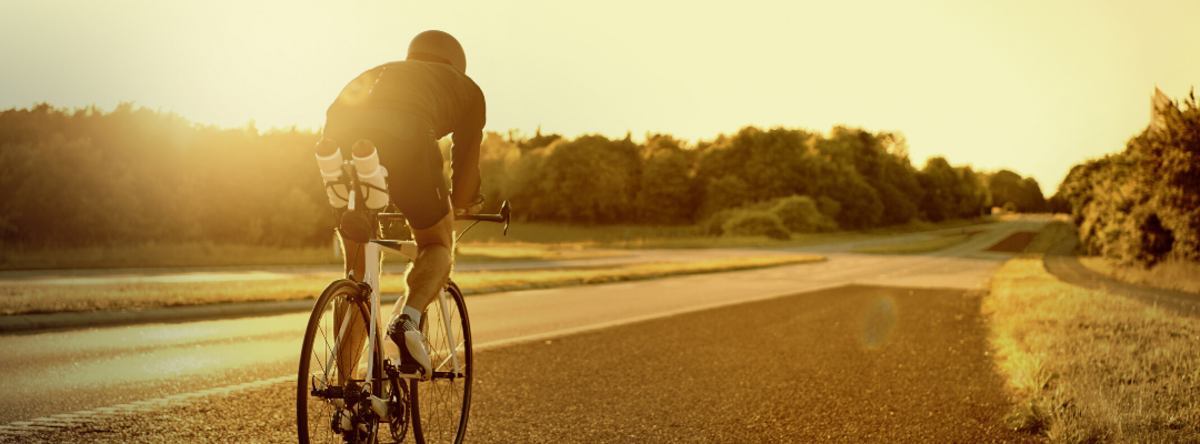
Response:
[0,254,821,316]
[0,240,624,271]
[1050,89,1199,277]
[0,216,997,271]
[985,220,1200,443]
[982,87,1200,443]
[1,103,1041,270]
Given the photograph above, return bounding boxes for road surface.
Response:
[0,218,1047,442]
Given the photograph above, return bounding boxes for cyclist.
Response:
[319,30,485,379]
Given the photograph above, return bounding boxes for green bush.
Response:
[721,210,790,240]
[701,208,739,236]
[768,195,838,233]
[816,196,842,220]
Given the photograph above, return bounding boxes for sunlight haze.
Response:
[3,0,1198,193]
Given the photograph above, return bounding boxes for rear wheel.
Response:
[410,282,473,444]
[298,279,378,444]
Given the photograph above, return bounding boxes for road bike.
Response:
[296,157,511,444]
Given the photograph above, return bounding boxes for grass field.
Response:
[0,240,623,271]
[0,217,996,271]
[0,254,823,316]
[984,221,1200,443]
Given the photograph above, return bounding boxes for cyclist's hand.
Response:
[454,193,485,216]
[455,203,483,216]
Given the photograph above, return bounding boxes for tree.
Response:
[988,169,1046,213]
[817,127,922,225]
[531,134,641,223]
[634,135,694,224]
[917,157,958,222]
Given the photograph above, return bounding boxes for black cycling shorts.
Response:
[324,113,450,230]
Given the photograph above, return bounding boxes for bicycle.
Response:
[296,157,511,444]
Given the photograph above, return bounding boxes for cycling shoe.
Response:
[387,314,432,381]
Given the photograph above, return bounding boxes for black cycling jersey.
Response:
[324,60,486,225]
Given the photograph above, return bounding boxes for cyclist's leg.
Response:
[317,134,378,384]
[341,233,370,283]
[334,297,369,383]
[374,120,450,319]
[371,121,451,376]
[403,200,455,314]
[333,209,378,383]
[386,205,451,379]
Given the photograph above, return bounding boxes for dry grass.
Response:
[0,254,822,316]
[850,233,972,254]
[0,217,996,271]
[0,242,343,271]
[1078,257,1200,295]
[453,217,999,250]
[454,242,627,262]
[984,221,1200,443]
[0,240,623,271]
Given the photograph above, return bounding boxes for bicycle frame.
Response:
[323,239,421,420]
[305,146,508,443]
[327,237,475,417]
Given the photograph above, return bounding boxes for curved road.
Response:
[1042,234,1200,317]
[0,218,1048,442]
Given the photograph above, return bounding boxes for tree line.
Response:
[478,125,1046,236]
[1051,90,1199,266]
[0,103,326,247]
[1,103,1046,248]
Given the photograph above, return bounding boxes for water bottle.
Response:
[315,139,349,208]
[351,140,390,210]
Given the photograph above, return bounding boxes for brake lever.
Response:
[500,201,511,236]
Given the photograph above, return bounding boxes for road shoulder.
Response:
[1043,234,1200,317]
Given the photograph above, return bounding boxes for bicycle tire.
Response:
[297,279,379,444]
[410,281,473,444]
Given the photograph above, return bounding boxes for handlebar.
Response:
[378,201,512,236]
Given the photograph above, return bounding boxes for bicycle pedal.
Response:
[395,363,423,379]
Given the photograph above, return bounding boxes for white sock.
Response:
[402,305,422,330]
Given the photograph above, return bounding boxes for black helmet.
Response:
[407,30,466,73]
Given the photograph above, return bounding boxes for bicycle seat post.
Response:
[363,241,384,390]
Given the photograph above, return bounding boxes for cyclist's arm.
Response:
[449,93,485,212]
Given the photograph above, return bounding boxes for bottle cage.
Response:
[327,162,392,208]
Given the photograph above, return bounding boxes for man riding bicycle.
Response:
[317,30,485,379]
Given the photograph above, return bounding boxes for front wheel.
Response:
[410,281,473,444]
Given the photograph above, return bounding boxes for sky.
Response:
[3,0,1198,193]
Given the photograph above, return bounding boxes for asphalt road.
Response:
[3,286,1039,444]
[0,217,1049,442]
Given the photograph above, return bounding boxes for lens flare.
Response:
[860,295,898,349]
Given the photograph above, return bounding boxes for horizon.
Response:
[3,0,1198,192]
[0,98,1172,198]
